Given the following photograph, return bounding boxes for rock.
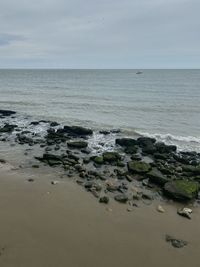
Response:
[30,121,40,125]
[93,156,104,165]
[32,164,39,168]
[127,161,151,174]
[67,141,88,149]
[124,146,138,154]
[137,137,156,147]
[157,205,165,213]
[164,180,199,201]
[0,124,17,133]
[99,196,109,204]
[50,121,59,127]
[27,178,34,182]
[60,125,93,136]
[116,138,137,147]
[177,207,192,219]
[165,235,188,248]
[114,194,129,203]
[107,183,119,192]
[147,168,169,186]
[103,152,121,163]
[0,110,16,117]
[155,142,177,154]
[51,181,59,185]
[99,130,110,135]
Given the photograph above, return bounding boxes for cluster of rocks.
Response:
[1,109,200,206]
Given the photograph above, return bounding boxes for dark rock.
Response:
[50,121,59,127]
[155,142,177,154]
[116,138,137,147]
[103,152,121,163]
[32,165,39,168]
[60,125,93,136]
[164,180,199,200]
[127,161,151,174]
[137,137,156,147]
[99,196,109,204]
[30,121,40,125]
[99,130,110,135]
[147,168,169,186]
[0,124,17,133]
[93,156,104,165]
[67,141,88,149]
[0,110,16,117]
[27,178,34,182]
[124,146,138,154]
[114,194,128,203]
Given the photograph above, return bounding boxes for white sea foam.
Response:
[137,131,200,152]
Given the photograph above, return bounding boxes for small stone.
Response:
[99,196,109,204]
[165,235,188,248]
[177,207,192,219]
[51,181,59,185]
[114,194,128,203]
[127,207,133,212]
[157,205,165,213]
[27,178,34,182]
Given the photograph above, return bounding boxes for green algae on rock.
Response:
[164,180,199,200]
[127,161,151,174]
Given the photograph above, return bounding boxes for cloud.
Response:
[0,33,24,46]
[0,0,199,68]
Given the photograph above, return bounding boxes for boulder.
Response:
[164,180,199,200]
[127,161,151,174]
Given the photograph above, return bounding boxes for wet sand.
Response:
[0,166,199,267]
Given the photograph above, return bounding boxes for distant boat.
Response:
[136,71,143,74]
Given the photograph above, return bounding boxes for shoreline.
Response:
[0,109,200,265]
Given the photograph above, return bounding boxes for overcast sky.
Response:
[0,0,199,68]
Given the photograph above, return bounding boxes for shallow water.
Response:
[0,69,200,151]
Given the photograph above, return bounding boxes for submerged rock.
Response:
[164,180,199,201]
[177,207,192,219]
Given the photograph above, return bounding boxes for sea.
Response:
[0,69,200,152]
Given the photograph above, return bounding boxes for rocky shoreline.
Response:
[1,109,200,209]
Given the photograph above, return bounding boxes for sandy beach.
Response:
[0,164,199,267]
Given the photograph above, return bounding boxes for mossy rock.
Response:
[103,152,121,162]
[67,141,88,149]
[93,156,104,165]
[127,161,151,174]
[164,180,199,201]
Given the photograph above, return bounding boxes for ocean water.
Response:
[0,69,200,152]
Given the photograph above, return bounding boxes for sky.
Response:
[0,0,199,68]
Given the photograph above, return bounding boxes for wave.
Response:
[136,131,200,152]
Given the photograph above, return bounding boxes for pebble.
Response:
[165,235,188,248]
[177,207,192,219]
[157,205,165,213]
[51,181,59,185]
